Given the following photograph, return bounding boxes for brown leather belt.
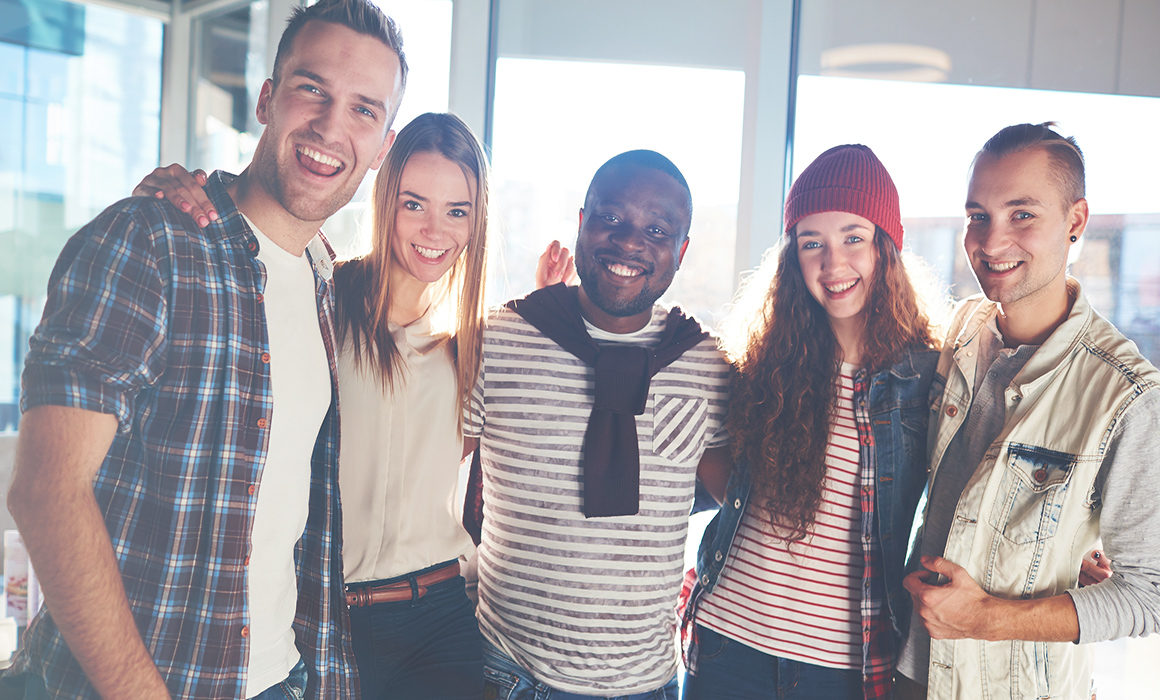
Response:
[345,561,461,607]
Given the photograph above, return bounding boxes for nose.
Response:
[308,102,341,144]
[822,244,847,271]
[972,220,1009,257]
[609,225,646,253]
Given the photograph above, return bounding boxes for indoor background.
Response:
[1,0,1158,690]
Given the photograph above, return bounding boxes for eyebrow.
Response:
[400,190,472,208]
[292,69,388,115]
[965,197,1045,209]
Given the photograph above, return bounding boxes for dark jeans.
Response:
[482,639,678,700]
[348,566,483,700]
[682,625,861,700]
[251,658,307,700]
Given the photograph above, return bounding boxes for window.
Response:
[0,0,163,432]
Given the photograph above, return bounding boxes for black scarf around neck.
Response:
[507,283,708,516]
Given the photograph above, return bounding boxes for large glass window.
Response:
[0,0,163,432]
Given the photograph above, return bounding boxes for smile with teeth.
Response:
[984,260,1022,272]
[599,257,647,278]
[296,145,344,175]
[413,243,451,260]
[823,279,858,294]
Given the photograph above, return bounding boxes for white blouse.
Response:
[338,310,474,582]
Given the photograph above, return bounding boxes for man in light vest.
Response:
[896,122,1160,700]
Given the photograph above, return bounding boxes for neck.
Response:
[229,168,322,256]
[830,315,865,367]
[387,262,435,326]
[995,280,1073,347]
[576,287,651,334]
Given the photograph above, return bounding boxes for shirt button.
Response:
[945,405,958,417]
[861,435,872,446]
[261,352,271,363]
[247,483,257,496]
[243,556,250,566]
[246,241,257,253]
[257,418,268,429]
[240,625,249,638]
[256,293,265,303]
[1033,468,1048,483]
[714,551,723,562]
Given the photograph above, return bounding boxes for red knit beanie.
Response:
[783,144,904,250]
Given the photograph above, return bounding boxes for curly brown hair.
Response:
[725,227,938,542]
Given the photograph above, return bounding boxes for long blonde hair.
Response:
[334,112,489,423]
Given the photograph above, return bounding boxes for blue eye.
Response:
[846,234,864,244]
[1014,211,1034,220]
[449,208,468,218]
[801,240,821,250]
[356,106,376,118]
[967,212,988,223]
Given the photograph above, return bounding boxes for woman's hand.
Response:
[535,240,578,289]
[133,164,216,228]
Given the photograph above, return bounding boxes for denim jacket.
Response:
[918,282,1160,700]
[681,347,937,698]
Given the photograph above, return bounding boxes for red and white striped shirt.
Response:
[696,365,862,669]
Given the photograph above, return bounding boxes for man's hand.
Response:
[133,164,216,228]
[903,555,997,640]
[535,240,578,289]
[904,554,1081,643]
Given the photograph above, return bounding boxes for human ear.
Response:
[255,79,274,125]
[1066,198,1090,243]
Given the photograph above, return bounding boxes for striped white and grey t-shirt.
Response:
[465,304,730,695]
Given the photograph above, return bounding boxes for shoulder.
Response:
[1079,308,1160,391]
[482,304,564,351]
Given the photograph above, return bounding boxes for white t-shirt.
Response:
[464,304,730,695]
[339,308,473,582]
[243,221,331,697]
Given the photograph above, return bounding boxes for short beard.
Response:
[575,236,671,318]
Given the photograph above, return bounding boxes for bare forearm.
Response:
[9,407,170,698]
[978,593,1080,643]
[11,484,170,698]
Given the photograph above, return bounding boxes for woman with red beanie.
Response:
[679,145,942,699]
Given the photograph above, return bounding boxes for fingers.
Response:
[921,555,960,577]
[902,569,928,596]
[133,164,218,229]
[1079,549,1113,586]
[535,240,571,289]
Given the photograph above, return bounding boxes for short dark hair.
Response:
[272,0,408,117]
[585,149,693,221]
[978,122,1085,206]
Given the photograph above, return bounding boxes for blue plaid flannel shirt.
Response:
[13,171,357,698]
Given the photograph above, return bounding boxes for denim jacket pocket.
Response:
[987,443,1076,545]
[651,395,708,463]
